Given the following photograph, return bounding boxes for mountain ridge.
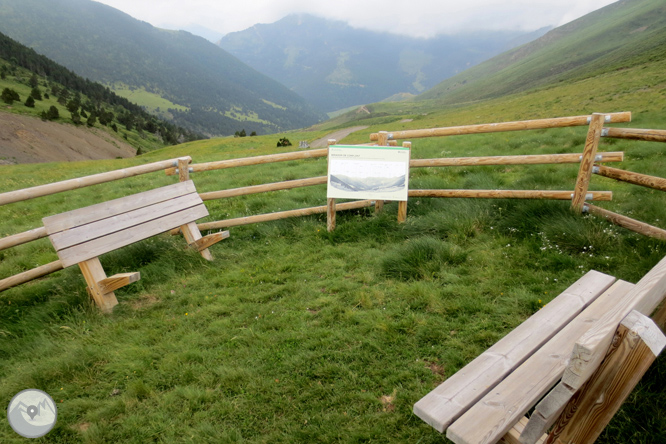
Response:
[0,0,325,136]
[219,14,549,113]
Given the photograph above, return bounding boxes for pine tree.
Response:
[24,96,35,108]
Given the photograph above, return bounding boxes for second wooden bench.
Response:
[42,180,228,313]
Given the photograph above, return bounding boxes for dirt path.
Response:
[310,125,369,148]
[0,113,137,164]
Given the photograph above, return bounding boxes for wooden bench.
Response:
[414,256,666,444]
[42,180,229,313]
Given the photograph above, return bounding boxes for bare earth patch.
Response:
[0,113,137,164]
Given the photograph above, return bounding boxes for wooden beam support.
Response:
[180,221,213,261]
[572,113,605,212]
[548,311,666,444]
[327,198,336,232]
[97,272,140,294]
[189,231,229,252]
[78,257,118,313]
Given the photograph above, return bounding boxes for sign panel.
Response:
[327,145,410,201]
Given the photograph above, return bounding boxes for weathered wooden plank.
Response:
[548,311,666,444]
[413,270,616,433]
[48,193,204,251]
[43,181,197,234]
[57,205,209,267]
[97,272,141,294]
[446,279,635,444]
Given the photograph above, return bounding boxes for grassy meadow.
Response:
[1,67,666,443]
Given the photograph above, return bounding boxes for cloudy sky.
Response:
[93,0,618,40]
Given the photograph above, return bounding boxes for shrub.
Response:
[1,87,20,104]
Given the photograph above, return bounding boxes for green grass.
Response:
[110,83,189,119]
[2,38,666,442]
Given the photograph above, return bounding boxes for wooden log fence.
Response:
[4,111,666,293]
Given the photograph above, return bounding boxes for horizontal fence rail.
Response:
[0,227,48,252]
[200,176,328,201]
[369,112,632,141]
[594,165,666,192]
[409,190,613,200]
[165,149,328,176]
[602,127,666,143]
[410,152,623,168]
[584,204,666,241]
[0,260,64,292]
[173,200,376,232]
[0,157,190,206]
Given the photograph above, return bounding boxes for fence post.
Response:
[178,157,191,182]
[572,113,605,212]
[375,131,389,214]
[327,139,337,232]
[398,141,411,223]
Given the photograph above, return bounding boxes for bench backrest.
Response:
[43,180,208,268]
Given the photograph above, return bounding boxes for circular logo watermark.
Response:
[7,389,57,438]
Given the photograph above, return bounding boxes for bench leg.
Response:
[78,257,119,313]
[180,221,213,261]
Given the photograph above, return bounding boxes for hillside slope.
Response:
[219,14,548,113]
[0,0,325,136]
[0,113,136,164]
[418,0,666,105]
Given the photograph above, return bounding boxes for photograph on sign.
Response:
[327,145,410,201]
